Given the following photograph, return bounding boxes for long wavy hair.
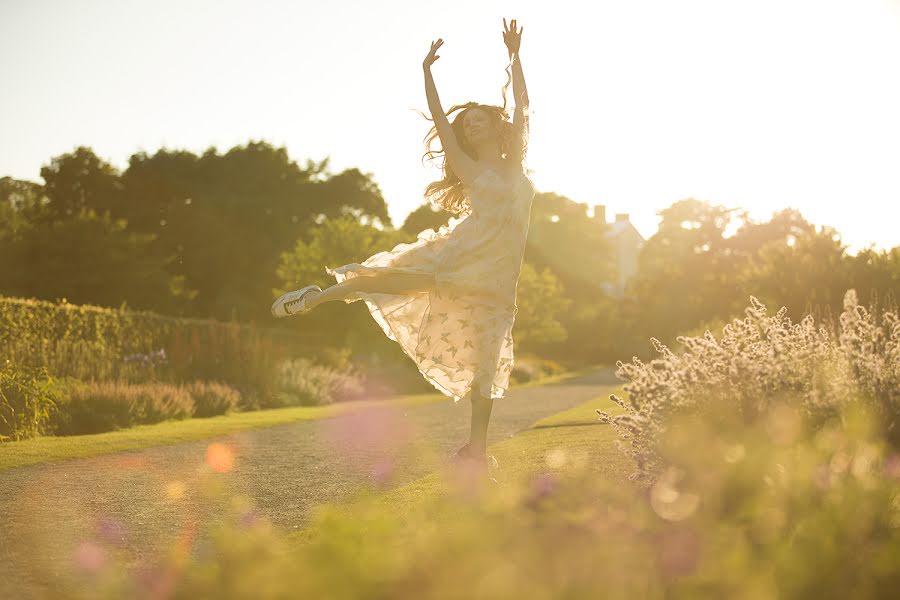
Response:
[415,62,529,216]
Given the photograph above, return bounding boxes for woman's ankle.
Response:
[468,442,487,456]
[304,289,326,310]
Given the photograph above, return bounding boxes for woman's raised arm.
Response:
[503,19,529,158]
[423,39,478,183]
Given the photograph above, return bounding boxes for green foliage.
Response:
[3,144,394,322]
[401,202,453,235]
[629,201,900,353]
[0,360,58,442]
[185,381,242,418]
[509,354,567,383]
[513,261,571,348]
[0,295,317,401]
[270,358,367,407]
[525,191,617,290]
[39,146,124,220]
[273,214,426,374]
[0,207,192,313]
[519,192,621,364]
[737,225,850,320]
[628,199,748,345]
[275,215,409,294]
[0,176,46,240]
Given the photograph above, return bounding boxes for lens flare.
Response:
[73,541,107,573]
[206,443,234,473]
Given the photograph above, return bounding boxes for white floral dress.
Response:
[326,167,536,402]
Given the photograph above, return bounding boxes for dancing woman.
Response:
[272,18,533,475]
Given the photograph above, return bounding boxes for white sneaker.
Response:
[271,285,322,318]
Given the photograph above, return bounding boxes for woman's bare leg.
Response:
[468,381,494,456]
[305,270,435,310]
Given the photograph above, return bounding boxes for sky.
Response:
[2,0,899,252]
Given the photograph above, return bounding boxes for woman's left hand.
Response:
[502,18,522,57]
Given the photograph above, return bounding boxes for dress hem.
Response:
[325,264,507,402]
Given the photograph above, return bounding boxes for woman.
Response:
[272,18,532,477]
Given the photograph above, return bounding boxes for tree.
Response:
[0,177,46,240]
[39,147,123,220]
[274,215,411,358]
[0,208,193,311]
[117,142,396,321]
[524,191,617,293]
[514,261,571,349]
[847,247,900,309]
[626,198,741,344]
[737,226,851,321]
[402,202,453,236]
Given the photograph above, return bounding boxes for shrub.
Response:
[0,360,58,441]
[511,354,567,384]
[271,358,367,407]
[839,290,900,438]
[52,380,194,435]
[185,381,241,418]
[598,290,900,482]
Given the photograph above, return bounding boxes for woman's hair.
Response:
[415,63,529,216]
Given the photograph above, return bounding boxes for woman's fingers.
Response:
[502,18,521,35]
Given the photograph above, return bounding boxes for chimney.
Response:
[615,213,629,223]
[593,204,607,224]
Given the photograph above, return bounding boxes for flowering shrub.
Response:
[598,289,900,482]
[839,290,900,440]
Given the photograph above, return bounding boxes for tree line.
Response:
[1,141,897,367]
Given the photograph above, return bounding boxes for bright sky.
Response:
[2,0,899,252]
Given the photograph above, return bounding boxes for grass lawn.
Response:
[291,388,632,545]
[0,365,602,472]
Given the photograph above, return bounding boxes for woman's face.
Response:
[462,108,493,145]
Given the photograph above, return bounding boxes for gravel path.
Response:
[0,367,619,597]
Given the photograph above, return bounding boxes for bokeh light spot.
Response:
[206,443,234,473]
[166,480,187,499]
[73,541,107,573]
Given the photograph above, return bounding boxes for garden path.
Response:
[0,367,619,597]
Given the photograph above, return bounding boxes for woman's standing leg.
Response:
[467,377,494,456]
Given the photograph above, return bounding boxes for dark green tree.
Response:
[401,202,453,236]
[627,198,741,345]
[0,177,46,240]
[116,141,394,321]
[0,207,193,311]
[39,147,123,220]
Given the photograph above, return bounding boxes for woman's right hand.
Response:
[423,38,443,69]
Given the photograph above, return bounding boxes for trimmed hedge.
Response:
[0,295,322,401]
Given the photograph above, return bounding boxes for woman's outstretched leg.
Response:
[304,270,435,311]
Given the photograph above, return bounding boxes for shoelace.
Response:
[284,294,308,313]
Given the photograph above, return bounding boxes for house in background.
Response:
[594,204,644,298]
